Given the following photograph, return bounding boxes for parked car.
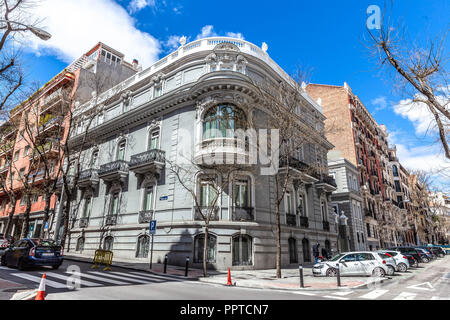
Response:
[414,248,433,263]
[429,246,446,258]
[423,246,445,258]
[0,234,13,257]
[379,250,410,272]
[404,254,419,268]
[376,251,397,275]
[313,251,389,277]
[417,246,436,259]
[0,238,63,270]
[388,247,424,264]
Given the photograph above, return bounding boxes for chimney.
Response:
[132,59,139,69]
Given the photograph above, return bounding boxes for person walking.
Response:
[313,243,320,264]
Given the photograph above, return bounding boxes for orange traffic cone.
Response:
[226,268,232,286]
[35,273,46,300]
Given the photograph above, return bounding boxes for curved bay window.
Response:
[232,234,253,266]
[194,234,217,263]
[203,104,246,139]
[136,235,150,258]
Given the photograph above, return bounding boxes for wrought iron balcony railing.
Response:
[98,160,129,181]
[194,206,219,221]
[129,149,165,174]
[286,213,297,226]
[232,207,254,221]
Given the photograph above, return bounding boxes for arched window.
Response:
[90,150,99,168]
[288,237,298,263]
[302,238,310,262]
[117,139,126,161]
[297,191,307,216]
[232,234,253,266]
[103,236,114,251]
[136,235,150,258]
[392,165,398,177]
[203,104,246,139]
[325,240,331,257]
[321,198,328,222]
[194,234,217,263]
[76,237,85,252]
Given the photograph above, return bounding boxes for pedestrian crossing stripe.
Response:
[109,271,165,282]
[42,272,102,287]
[393,292,417,300]
[332,290,354,296]
[11,273,67,289]
[66,271,131,285]
[129,271,184,282]
[359,289,389,300]
[323,295,349,300]
[89,271,155,284]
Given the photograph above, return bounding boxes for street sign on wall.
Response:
[149,220,157,234]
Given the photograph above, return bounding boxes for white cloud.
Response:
[24,0,161,68]
[195,25,245,41]
[225,32,244,40]
[164,35,183,51]
[371,96,388,113]
[393,98,435,135]
[128,0,156,14]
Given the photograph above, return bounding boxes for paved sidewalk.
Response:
[64,253,388,291]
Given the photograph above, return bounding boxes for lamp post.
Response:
[0,19,52,41]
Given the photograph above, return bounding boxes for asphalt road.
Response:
[0,256,449,300]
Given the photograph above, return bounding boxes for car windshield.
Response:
[329,254,345,261]
[31,239,57,247]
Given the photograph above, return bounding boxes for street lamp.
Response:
[0,19,51,41]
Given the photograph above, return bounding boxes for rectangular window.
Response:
[110,193,119,215]
[321,200,327,221]
[234,179,249,208]
[149,130,160,150]
[20,195,27,206]
[117,142,126,161]
[285,191,292,214]
[31,193,39,203]
[14,150,20,161]
[154,86,162,98]
[83,197,91,217]
[200,178,217,207]
[144,187,153,211]
[24,146,30,157]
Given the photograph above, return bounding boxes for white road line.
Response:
[42,272,102,287]
[289,291,317,296]
[359,289,389,300]
[332,290,354,296]
[430,296,448,300]
[89,271,152,284]
[109,272,164,282]
[11,273,67,289]
[67,271,129,285]
[393,292,417,300]
[323,295,349,300]
[0,266,10,270]
[129,271,183,281]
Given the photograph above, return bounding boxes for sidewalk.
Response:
[64,253,388,291]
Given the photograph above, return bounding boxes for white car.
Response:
[379,250,410,272]
[312,251,389,277]
[376,251,397,276]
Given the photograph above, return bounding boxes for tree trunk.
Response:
[21,198,32,239]
[60,195,72,250]
[4,202,16,237]
[203,225,209,277]
[275,177,282,279]
[39,193,52,239]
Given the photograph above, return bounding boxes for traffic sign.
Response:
[149,220,157,234]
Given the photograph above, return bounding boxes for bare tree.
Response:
[365,2,450,158]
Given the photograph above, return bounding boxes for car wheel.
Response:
[387,265,395,276]
[397,263,407,272]
[372,267,386,277]
[17,259,26,271]
[52,264,60,270]
[422,257,430,263]
[439,253,444,258]
[0,255,6,266]
[326,268,337,277]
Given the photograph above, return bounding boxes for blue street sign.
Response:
[159,196,168,201]
[44,222,49,230]
[149,220,157,234]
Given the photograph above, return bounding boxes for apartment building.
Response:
[0,43,137,239]
[59,37,338,270]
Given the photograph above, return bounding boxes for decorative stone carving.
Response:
[205,42,247,74]
[179,36,187,46]
[151,73,164,85]
[195,92,250,119]
[121,90,133,107]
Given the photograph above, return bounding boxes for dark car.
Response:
[423,246,444,258]
[404,254,419,268]
[0,234,14,256]
[417,246,436,259]
[414,247,433,262]
[388,247,424,264]
[0,238,63,270]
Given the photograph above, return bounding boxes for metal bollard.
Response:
[163,254,168,274]
[185,257,190,277]
[299,264,304,288]
[336,262,341,287]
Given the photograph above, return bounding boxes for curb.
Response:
[64,256,199,281]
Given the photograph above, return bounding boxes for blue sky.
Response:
[19,0,449,189]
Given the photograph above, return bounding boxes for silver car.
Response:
[376,251,397,276]
[379,250,410,272]
[312,251,389,277]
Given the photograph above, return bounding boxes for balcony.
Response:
[322,220,330,231]
[300,216,309,228]
[279,157,319,183]
[315,175,337,192]
[42,87,63,106]
[38,115,63,134]
[98,160,129,182]
[129,149,165,175]
[30,142,59,159]
[138,210,153,224]
[78,169,99,188]
[0,141,14,156]
[194,138,249,167]
[79,217,89,228]
[104,215,117,226]
[286,213,297,226]
[232,207,254,222]
[194,206,219,221]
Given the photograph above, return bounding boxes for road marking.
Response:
[42,272,102,287]
[11,273,67,289]
[89,271,152,284]
[67,271,129,285]
[129,271,183,282]
[109,271,165,282]
[332,290,354,296]
[407,282,434,291]
[393,292,417,300]
[289,291,317,296]
[359,289,389,300]
[430,296,448,300]
[323,295,349,300]
[0,266,10,270]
